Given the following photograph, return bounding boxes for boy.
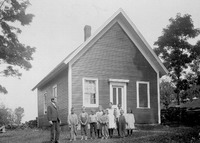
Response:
[79,106,88,140]
[96,105,103,138]
[99,109,109,139]
[118,109,126,138]
[89,109,97,139]
[68,107,78,141]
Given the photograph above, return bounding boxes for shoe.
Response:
[70,139,72,142]
[81,136,84,140]
[85,136,87,140]
[101,137,104,139]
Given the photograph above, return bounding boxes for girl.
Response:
[68,107,78,141]
[96,105,103,138]
[107,102,116,138]
[79,106,88,140]
[125,108,135,136]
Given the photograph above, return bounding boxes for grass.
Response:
[0,125,200,143]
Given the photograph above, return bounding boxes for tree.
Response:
[0,103,14,125]
[160,79,176,109]
[154,13,200,105]
[14,106,24,125]
[0,0,35,94]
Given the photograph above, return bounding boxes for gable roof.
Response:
[32,8,168,91]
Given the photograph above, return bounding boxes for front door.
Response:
[110,82,127,112]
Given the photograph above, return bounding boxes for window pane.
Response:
[139,83,148,107]
[113,88,117,105]
[118,88,122,105]
[53,86,57,98]
[90,93,96,104]
[84,93,91,104]
[44,93,47,114]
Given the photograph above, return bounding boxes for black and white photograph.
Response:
[0,0,200,142]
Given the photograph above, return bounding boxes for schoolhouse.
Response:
[32,9,168,127]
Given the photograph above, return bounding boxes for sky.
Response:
[0,0,200,123]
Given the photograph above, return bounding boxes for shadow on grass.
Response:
[0,134,12,138]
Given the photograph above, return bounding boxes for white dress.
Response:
[125,113,135,129]
[107,108,116,129]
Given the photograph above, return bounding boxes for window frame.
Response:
[136,81,150,109]
[82,78,99,107]
[43,92,47,114]
[53,84,57,101]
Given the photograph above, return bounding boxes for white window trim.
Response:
[136,81,150,109]
[43,92,47,114]
[53,84,57,101]
[109,79,129,83]
[82,78,99,107]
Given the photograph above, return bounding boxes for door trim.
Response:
[109,79,128,113]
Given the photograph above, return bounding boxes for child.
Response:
[79,106,88,140]
[107,102,116,138]
[89,109,97,139]
[99,109,109,139]
[96,105,103,138]
[125,108,135,136]
[68,107,78,141]
[118,109,126,138]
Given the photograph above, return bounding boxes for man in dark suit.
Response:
[47,98,61,143]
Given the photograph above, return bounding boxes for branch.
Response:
[0,0,7,11]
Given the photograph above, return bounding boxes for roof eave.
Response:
[32,63,68,91]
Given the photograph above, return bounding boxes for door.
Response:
[110,82,127,112]
[112,86,123,108]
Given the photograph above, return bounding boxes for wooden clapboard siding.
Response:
[71,23,158,123]
[37,68,68,127]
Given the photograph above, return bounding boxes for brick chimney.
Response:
[84,25,91,41]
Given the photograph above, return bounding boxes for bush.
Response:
[161,107,200,126]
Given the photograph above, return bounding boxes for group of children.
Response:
[67,102,135,141]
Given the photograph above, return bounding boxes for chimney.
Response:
[84,25,91,41]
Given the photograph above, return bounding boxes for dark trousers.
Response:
[50,121,60,142]
[81,124,87,136]
[108,129,114,138]
[119,122,126,137]
[90,122,97,138]
[116,119,120,136]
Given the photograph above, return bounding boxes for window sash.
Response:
[83,78,98,107]
[44,92,47,114]
[137,81,150,108]
[53,85,57,101]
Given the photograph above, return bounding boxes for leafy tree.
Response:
[154,13,200,105]
[0,0,35,94]
[14,106,24,125]
[160,79,176,108]
[0,103,13,125]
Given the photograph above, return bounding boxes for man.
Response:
[47,98,61,143]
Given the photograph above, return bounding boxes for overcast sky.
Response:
[0,0,200,122]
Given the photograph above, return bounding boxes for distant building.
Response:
[32,9,167,127]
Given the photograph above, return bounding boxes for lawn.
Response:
[0,125,200,143]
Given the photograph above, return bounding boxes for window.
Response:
[83,78,99,107]
[53,85,57,101]
[44,92,47,114]
[136,81,150,108]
